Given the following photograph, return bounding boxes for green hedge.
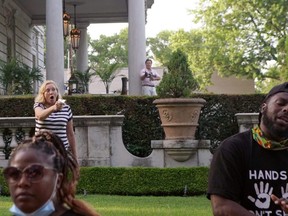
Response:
[0,94,265,155]
[0,167,209,196]
[0,169,8,196]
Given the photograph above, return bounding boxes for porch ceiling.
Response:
[13,0,154,25]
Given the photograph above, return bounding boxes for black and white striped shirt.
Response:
[34,102,73,150]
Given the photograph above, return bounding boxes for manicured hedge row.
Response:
[0,167,209,196]
[0,94,265,156]
[0,169,8,196]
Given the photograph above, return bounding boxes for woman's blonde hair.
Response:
[34,80,62,103]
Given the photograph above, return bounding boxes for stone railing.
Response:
[0,113,258,168]
[0,115,212,168]
[235,113,259,132]
[0,117,35,160]
[0,115,126,167]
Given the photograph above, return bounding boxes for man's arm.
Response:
[151,71,161,81]
[211,195,255,216]
[151,75,160,81]
[140,70,147,80]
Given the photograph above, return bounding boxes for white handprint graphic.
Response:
[248,181,273,209]
[281,183,288,199]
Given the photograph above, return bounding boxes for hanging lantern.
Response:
[70,4,81,50]
[70,28,81,50]
[63,0,71,38]
[63,12,71,38]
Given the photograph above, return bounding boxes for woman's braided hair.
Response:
[9,130,79,205]
[9,130,100,215]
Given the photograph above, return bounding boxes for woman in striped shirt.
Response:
[34,80,77,158]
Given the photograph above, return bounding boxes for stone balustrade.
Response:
[235,113,259,132]
[0,115,125,167]
[0,113,259,168]
[0,117,35,160]
[0,115,212,168]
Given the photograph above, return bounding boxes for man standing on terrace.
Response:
[140,58,161,96]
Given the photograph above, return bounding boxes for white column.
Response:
[46,0,65,94]
[128,0,146,95]
[76,23,89,72]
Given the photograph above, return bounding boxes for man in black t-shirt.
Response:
[208,82,288,215]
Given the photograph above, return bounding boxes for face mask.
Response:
[9,174,58,216]
[9,200,55,216]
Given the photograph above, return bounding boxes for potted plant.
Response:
[153,49,206,140]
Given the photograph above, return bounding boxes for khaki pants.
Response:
[142,86,157,96]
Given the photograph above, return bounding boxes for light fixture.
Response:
[70,4,81,50]
[63,0,71,38]
[68,72,79,95]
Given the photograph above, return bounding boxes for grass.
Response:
[0,195,212,216]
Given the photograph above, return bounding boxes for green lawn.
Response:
[0,195,212,216]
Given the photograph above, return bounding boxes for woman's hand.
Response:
[54,100,64,111]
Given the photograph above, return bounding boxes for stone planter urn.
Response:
[153,98,206,140]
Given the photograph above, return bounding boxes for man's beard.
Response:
[262,110,288,140]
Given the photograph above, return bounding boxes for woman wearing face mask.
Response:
[3,130,100,216]
[34,80,77,159]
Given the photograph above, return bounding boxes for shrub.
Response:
[156,49,199,98]
[0,167,209,196]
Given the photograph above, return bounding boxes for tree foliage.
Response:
[89,28,128,66]
[89,28,128,94]
[148,29,213,89]
[147,0,288,91]
[192,0,288,90]
[170,29,215,89]
[147,30,174,66]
